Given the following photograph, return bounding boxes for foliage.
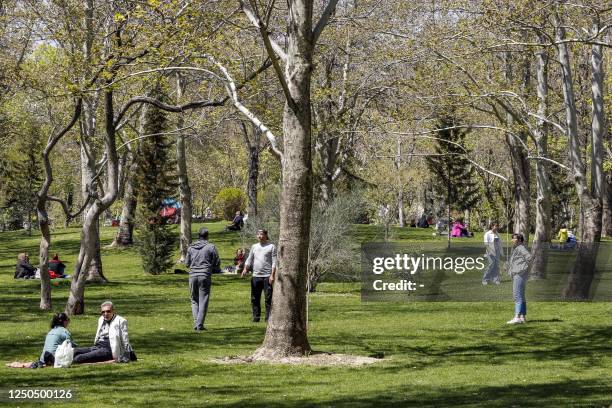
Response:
[426,116,480,214]
[1,122,43,232]
[213,187,246,221]
[242,187,364,290]
[307,191,365,291]
[134,102,177,275]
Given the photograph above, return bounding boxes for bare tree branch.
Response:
[207,54,284,160]
[313,0,340,45]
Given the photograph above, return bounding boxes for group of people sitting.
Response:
[27,301,134,369]
[554,225,578,250]
[409,214,475,238]
[14,253,69,279]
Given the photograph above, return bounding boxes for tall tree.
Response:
[238,0,339,357]
[135,98,178,275]
[553,4,605,299]
[175,73,192,262]
[426,116,480,218]
[4,125,44,235]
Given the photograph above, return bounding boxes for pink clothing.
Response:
[451,222,466,237]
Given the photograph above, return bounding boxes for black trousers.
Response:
[251,276,273,321]
[73,345,113,364]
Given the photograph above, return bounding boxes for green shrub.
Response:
[213,187,246,220]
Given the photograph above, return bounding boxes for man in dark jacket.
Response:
[185,228,221,331]
[15,253,36,279]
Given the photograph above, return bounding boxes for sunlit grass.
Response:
[0,223,610,407]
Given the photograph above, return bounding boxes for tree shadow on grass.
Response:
[312,324,612,371]
[224,379,611,408]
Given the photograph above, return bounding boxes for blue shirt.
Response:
[40,326,73,362]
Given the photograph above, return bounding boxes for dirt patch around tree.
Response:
[212,351,383,367]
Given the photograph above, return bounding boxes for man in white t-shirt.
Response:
[482,222,502,285]
[241,229,277,322]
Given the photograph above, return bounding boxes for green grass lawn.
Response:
[0,223,610,407]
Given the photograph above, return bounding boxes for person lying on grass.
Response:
[73,301,136,364]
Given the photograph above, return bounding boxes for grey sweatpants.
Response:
[189,275,211,329]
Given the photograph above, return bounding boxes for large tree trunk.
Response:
[38,220,51,310]
[316,133,339,206]
[504,52,530,243]
[604,174,612,237]
[36,100,83,310]
[506,130,530,243]
[396,138,405,227]
[555,15,603,299]
[255,0,314,358]
[66,90,119,315]
[530,36,551,279]
[111,163,137,246]
[589,33,606,233]
[66,204,101,314]
[176,74,192,262]
[79,0,105,283]
[563,201,601,299]
[244,122,261,217]
[85,220,106,283]
[79,94,107,284]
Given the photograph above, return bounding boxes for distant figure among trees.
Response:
[242,229,277,322]
[554,225,578,250]
[451,218,473,237]
[506,234,532,325]
[226,211,244,231]
[234,248,247,272]
[417,213,429,228]
[185,228,221,331]
[482,222,502,285]
[557,224,569,244]
[48,254,67,279]
[14,252,36,279]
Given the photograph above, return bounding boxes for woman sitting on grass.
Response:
[48,253,68,278]
[30,312,75,368]
[450,218,473,237]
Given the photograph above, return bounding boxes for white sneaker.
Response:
[506,317,522,324]
[482,281,488,286]
[519,316,526,323]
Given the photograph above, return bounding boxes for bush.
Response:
[213,188,246,220]
[135,211,177,275]
[241,187,363,291]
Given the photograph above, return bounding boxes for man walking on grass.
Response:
[186,228,221,331]
[241,229,277,322]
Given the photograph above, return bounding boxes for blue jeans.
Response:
[482,254,500,283]
[189,275,211,329]
[512,274,527,316]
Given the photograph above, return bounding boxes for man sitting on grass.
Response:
[73,301,134,364]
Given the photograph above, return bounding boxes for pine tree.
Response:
[3,125,43,233]
[134,102,178,275]
[426,116,480,214]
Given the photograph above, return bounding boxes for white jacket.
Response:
[94,315,131,361]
